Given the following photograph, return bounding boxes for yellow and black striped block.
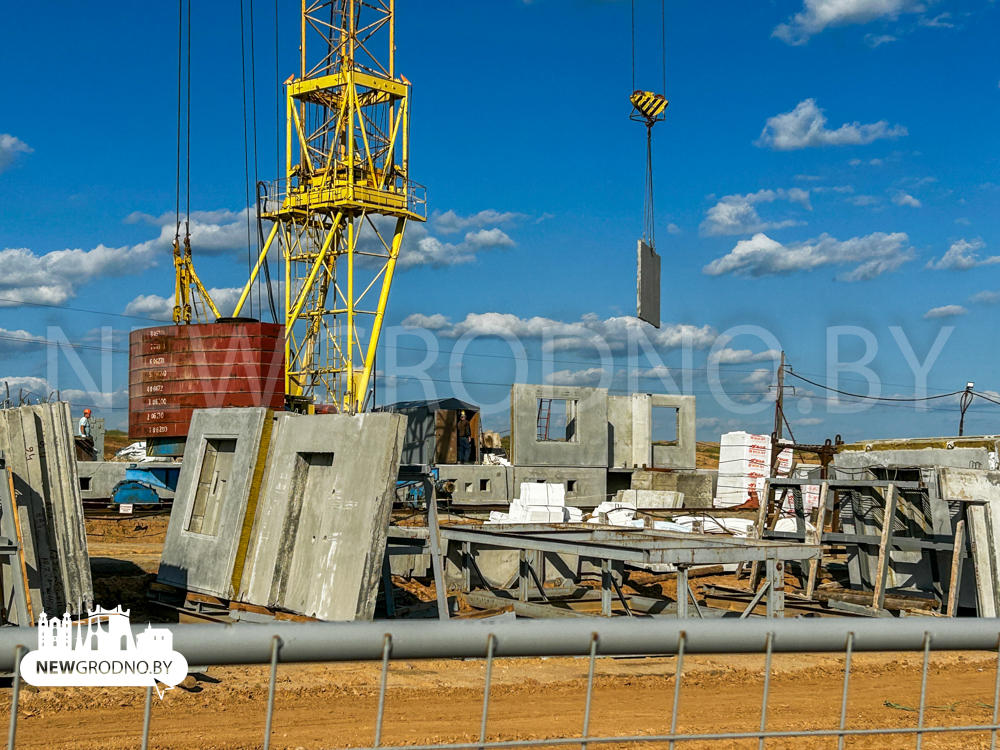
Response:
[630,90,669,122]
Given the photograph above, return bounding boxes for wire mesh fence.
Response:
[4,618,1000,749]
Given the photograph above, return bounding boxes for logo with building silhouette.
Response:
[20,606,188,696]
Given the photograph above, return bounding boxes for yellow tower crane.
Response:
[233,0,425,413]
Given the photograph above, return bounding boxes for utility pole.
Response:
[959,381,975,436]
[773,351,786,442]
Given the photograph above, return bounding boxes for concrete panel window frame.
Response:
[186,436,239,537]
[536,398,580,443]
[649,394,696,471]
[509,384,609,468]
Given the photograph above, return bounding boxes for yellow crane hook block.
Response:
[630,90,669,125]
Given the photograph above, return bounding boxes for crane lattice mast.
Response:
[234,0,425,412]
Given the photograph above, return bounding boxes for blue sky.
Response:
[1,0,999,441]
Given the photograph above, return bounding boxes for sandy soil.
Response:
[30,506,988,749]
[3,650,999,749]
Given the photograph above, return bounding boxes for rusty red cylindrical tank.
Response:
[128,320,285,444]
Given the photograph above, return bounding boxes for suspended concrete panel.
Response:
[637,239,661,329]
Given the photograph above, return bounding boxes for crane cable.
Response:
[175,0,192,248]
[630,0,667,248]
[240,0,254,319]
[240,0,278,324]
[175,0,202,322]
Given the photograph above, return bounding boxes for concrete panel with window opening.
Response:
[649,394,696,470]
[510,384,608,468]
[237,410,407,621]
[157,407,272,598]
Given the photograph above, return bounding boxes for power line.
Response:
[786,371,964,403]
[0,295,163,322]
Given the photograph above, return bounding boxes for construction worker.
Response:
[79,409,92,438]
[457,410,473,464]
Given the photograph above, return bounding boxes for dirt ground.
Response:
[17,513,983,749]
[3,650,1000,749]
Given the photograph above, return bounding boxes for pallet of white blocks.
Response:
[0,402,93,622]
[488,482,584,523]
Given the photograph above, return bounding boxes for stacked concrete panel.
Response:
[128,322,284,442]
[237,411,406,620]
[0,403,93,620]
[630,470,713,508]
[158,407,406,621]
[157,407,273,597]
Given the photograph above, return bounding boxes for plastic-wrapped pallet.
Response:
[715,431,771,508]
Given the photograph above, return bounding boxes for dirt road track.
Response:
[3,651,1000,749]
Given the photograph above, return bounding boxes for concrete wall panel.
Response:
[157,407,271,597]
[607,396,632,469]
[0,403,92,619]
[510,384,608,468]
[437,464,514,505]
[650,394,696,470]
[512,466,608,508]
[637,239,661,329]
[239,412,406,621]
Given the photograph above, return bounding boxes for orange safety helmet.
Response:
[83,409,92,416]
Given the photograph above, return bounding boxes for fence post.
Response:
[263,635,282,750]
[6,645,24,750]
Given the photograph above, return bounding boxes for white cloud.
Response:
[919,12,954,27]
[397,227,515,270]
[955,217,970,226]
[925,239,1000,271]
[0,243,160,307]
[795,174,824,181]
[544,368,608,386]
[667,223,681,235]
[923,305,968,319]
[756,99,907,151]
[432,210,527,234]
[970,289,1000,306]
[0,134,33,173]
[847,195,882,207]
[864,33,898,47]
[0,326,47,353]
[401,313,452,330]
[793,417,824,426]
[124,208,268,257]
[773,0,933,45]
[700,188,811,237]
[892,192,921,208]
[742,368,778,393]
[708,347,782,365]
[703,231,914,281]
[0,375,125,411]
[421,311,717,355]
[123,287,246,321]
